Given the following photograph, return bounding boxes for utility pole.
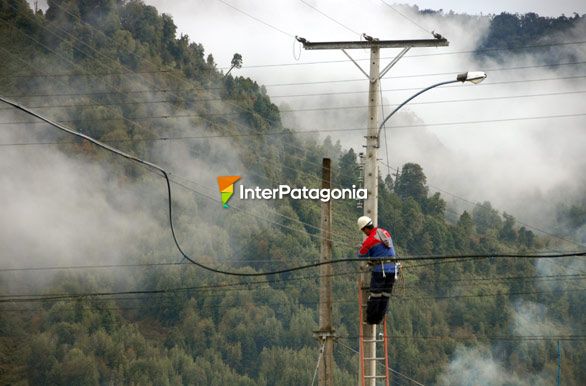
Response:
[316,158,334,386]
[298,35,449,386]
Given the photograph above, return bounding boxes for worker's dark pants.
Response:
[366,271,395,325]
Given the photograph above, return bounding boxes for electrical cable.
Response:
[4,274,582,308]
[2,112,585,133]
[0,14,300,157]
[2,60,584,89]
[0,269,361,299]
[337,341,426,385]
[2,9,580,274]
[1,98,583,252]
[338,334,586,342]
[379,0,432,36]
[4,0,585,173]
[378,160,585,249]
[2,97,586,277]
[213,0,295,38]
[299,0,360,36]
[3,72,585,100]
[311,340,326,386]
[3,283,584,305]
[2,88,586,113]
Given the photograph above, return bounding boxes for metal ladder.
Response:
[358,286,390,386]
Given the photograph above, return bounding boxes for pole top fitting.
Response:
[362,33,376,42]
[295,36,308,44]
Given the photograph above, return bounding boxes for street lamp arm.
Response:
[376,79,458,140]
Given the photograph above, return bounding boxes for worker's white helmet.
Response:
[357,216,373,230]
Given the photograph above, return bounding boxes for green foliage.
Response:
[476,12,585,62]
[394,163,428,204]
[336,148,360,188]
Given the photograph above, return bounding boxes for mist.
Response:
[117,0,584,238]
[437,345,552,386]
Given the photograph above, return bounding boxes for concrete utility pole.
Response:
[298,36,449,386]
[316,158,334,386]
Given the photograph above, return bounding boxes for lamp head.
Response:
[456,71,487,84]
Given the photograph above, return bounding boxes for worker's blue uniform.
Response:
[359,227,397,324]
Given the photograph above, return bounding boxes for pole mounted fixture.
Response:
[456,71,487,84]
[376,71,487,141]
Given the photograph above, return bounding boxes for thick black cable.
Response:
[3,5,581,261]
[1,97,586,277]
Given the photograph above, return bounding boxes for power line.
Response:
[279,89,586,111]
[2,13,585,276]
[267,77,586,99]
[8,2,285,139]
[2,258,582,293]
[264,66,586,87]
[0,269,361,300]
[0,13,295,148]
[5,36,584,249]
[379,0,431,36]
[432,186,585,248]
[3,89,584,114]
[338,334,586,342]
[2,282,584,304]
[299,0,360,35]
[2,112,584,136]
[0,72,586,100]
[2,98,585,277]
[214,0,295,38]
[0,69,172,79]
[0,260,305,272]
[378,160,585,249]
[2,61,584,88]
[1,273,583,303]
[3,0,575,182]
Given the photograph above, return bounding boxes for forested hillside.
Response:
[0,1,584,385]
[475,12,585,62]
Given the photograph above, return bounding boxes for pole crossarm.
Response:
[295,37,448,50]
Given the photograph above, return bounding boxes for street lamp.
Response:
[376,71,487,142]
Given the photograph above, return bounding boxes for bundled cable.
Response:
[1,96,585,277]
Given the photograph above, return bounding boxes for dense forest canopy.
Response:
[0,1,584,384]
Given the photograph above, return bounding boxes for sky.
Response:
[399,0,584,16]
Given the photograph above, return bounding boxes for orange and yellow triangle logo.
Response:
[217,176,240,208]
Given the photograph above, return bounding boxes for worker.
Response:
[357,216,399,324]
